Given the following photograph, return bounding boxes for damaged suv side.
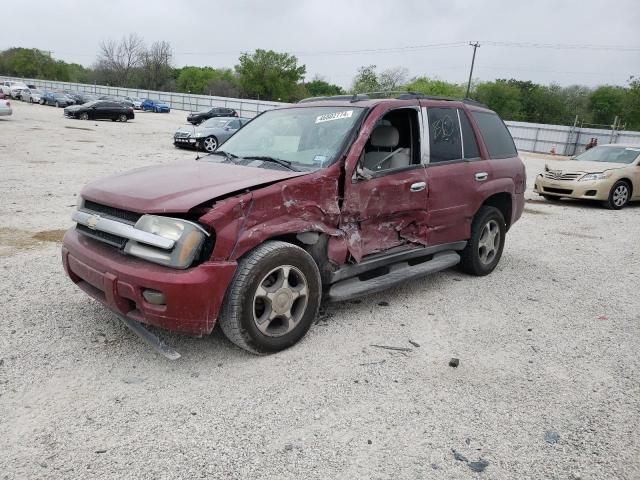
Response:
[62,95,525,354]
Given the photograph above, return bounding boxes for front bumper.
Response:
[62,228,237,336]
[533,175,611,201]
[174,136,200,148]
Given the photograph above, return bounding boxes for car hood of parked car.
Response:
[546,160,631,174]
[80,159,309,213]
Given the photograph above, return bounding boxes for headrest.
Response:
[370,125,399,148]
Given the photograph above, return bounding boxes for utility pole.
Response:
[465,42,480,98]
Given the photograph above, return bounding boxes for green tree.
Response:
[589,85,626,126]
[304,77,344,97]
[403,77,465,97]
[474,80,523,120]
[623,76,640,130]
[351,65,381,93]
[235,49,306,101]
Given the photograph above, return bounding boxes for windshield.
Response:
[574,146,640,164]
[203,118,230,128]
[219,106,365,170]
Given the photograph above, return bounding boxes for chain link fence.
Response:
[505,120,640,156]
[1,75,288,118]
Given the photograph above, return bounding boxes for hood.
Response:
[81,159,309,213]
[175,125,196,135]
[546,160,629,174]
[189,110,208,116]
[65,105,83,111]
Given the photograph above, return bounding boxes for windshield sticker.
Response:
[316,110,353,124]
[313,155,328,166]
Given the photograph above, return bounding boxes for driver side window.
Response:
[360,108,420,174]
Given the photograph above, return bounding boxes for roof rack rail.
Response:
[297,92,489,109]
[298,94,370,103]
[461,98,488,108]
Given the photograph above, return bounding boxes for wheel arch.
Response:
[617,177,633,196]
[479,192,513,229]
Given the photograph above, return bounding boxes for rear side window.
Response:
[427,107,462,163]
[459,109,480,159]
[471,111,517,159]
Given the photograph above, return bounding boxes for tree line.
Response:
[1,37,638,130]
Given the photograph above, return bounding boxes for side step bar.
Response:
[327,251,461,302]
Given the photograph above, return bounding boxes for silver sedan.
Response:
[173,116,250,152]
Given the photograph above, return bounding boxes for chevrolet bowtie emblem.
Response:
[86,214,100,230]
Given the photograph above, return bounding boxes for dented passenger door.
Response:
[340,106,429,261]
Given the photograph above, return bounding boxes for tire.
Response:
[55,101,59,108]
[118,114,128,122]
[458,206,506,276]
[202,136,218,152]
[219,241,322,354]
[29,98,33,103]
[604,181,631,210]
[79,112,89,121]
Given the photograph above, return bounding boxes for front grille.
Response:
[544,171,581,181]
[76,224,127,249]
[83,200,141,225]
[543,187,573,194]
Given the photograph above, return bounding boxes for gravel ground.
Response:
[1,101,639,480]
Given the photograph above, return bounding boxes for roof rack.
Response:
[297,92,488,108]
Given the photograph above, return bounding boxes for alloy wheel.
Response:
[252,265,309,337]
[478,219,500,265]
[203,137,218,152]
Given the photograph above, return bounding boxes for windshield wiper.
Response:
[243,156,299,171]
[207,150,239,162]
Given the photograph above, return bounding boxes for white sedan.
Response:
[20,88,43,103]
[0,99,12,116]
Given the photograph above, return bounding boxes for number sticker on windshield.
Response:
[316,110,353,123]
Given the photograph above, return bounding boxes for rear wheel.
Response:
[219,241,321,354]
[459,206,506,276]
[604,181,630,210]
[202,136,218,152]
[118,114,128,122]
[55,101,59,108]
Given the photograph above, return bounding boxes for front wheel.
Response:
[55,101,59,108]
[219,241,321,354]
[604,181,630,210]
[458,206,506,276]
[202,136,218,152]
[79,112,89,120]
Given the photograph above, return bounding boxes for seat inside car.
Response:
[362,124,411,171]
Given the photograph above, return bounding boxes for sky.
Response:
[3,0,639,88]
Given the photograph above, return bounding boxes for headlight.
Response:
[194,132,203,137]
[124,215,209,269]
[579,172,609,182]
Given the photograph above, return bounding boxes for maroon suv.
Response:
[62,94,525,354]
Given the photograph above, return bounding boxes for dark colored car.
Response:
[187,107,238,125]
[174,117,250,151]
[64,101,135,122]
[62,94,525,355]
[41,92,74,107]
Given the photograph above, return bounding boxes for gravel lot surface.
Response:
[1,101,639,479]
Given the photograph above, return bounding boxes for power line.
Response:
[479,41,640,52]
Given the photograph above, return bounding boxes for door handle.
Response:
[475,172,488,182]
[410,182,426,192]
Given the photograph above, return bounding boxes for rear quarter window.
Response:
[471,111,517,159]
